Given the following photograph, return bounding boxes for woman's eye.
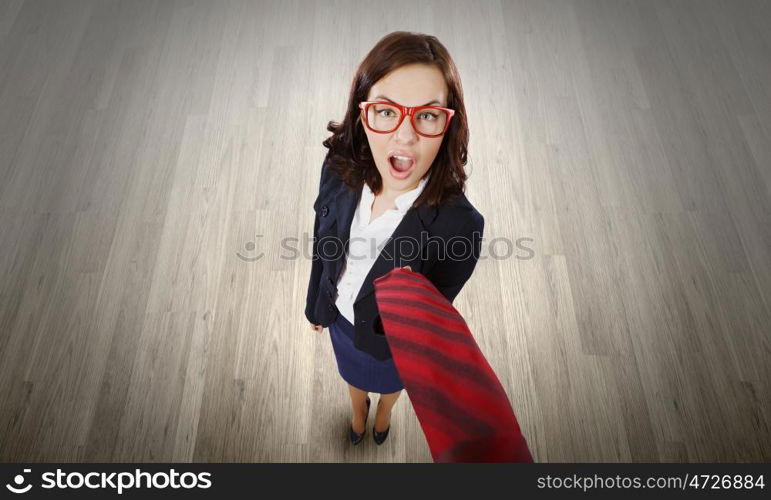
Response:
[418,112,437,120]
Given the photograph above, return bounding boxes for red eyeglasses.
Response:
[359,101,455,138]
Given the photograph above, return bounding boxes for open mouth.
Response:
[388,153,415,179]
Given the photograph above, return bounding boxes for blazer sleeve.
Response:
[427,209,484,304]
[304,212,322,324]
[304,158,330,325]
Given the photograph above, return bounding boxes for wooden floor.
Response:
[0,0,769,462]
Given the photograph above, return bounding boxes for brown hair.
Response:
[322,31,470,208]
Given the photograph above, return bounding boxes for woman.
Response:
[305,31,484,447]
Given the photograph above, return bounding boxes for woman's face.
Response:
[363,63,449,194]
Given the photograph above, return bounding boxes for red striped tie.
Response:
[373,267,533,463]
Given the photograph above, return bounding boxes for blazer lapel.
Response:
[353,202,438,306]
[333,183,360,280]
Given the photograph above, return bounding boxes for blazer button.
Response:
[320,205,329,217]
[327,304,334,312]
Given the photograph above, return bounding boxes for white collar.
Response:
[360,172,430,223]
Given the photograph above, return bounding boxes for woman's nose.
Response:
[394,114,418,142]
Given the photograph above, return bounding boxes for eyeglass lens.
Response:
[366,103,448,136]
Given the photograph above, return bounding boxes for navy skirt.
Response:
[329,312,404,393]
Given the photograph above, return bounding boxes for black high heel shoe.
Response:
[373,399,391,445]
[349,396,370,445]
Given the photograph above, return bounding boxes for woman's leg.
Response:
[347,384,370,434]
[374,389,402,432]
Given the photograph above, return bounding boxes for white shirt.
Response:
[335,174,430,324]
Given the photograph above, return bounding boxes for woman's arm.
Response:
[305,210,322,325]
[304,157,331,325]
[427,210,485,304]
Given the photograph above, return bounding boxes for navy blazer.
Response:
[305,154,485,361]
